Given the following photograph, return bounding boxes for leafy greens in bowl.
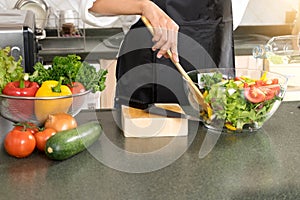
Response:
[0,52,107,126]
[184,68,288,133]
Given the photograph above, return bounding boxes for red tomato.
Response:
[234,77,244,81]
[67,82,85,94]
[255,80,265,86]
[260,84,281,101]
[4,129,36,158]
[13,122,39,135]
[34,128,57,151]
[244,82,281,103]
[244,86,266,103]
[272,78,279,84]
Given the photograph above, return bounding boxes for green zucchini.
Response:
[45,121,102,160]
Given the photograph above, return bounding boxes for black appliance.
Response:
[0,9,38,73]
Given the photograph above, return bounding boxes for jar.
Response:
[59,10,79,36]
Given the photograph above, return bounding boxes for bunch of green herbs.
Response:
[30,55,108,93]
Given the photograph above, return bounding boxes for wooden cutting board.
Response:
[121,104,188,138]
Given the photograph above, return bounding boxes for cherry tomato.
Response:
[13,122,39,135]
[4,129,36,158]
[34,128,57,151]
[244,86,266,103]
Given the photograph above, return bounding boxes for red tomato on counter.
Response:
[34,128,57,151]
[13,122,39,135]
[4,129,36,158]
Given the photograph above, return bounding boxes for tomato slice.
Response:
[244,83,280,103]
[244,86,266,103]
[272,78,279,84]
[234,77,243,81]
[255,80,264,87]
[259,84,281,101]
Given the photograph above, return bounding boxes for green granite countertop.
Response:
[0,101,299,199]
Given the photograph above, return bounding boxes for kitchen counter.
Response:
[0,101,299,199]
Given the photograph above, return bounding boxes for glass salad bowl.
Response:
[183,68,288,133]
[0,90,91,126]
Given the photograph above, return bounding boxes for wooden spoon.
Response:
[141,16,212,114]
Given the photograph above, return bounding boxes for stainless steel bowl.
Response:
[0,90,91,126]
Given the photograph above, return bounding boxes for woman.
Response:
[83,0,242,108]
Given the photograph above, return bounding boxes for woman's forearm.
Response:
[90,0,179,62]
[89,0,148,16]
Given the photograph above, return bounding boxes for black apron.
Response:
[115,0,234,109]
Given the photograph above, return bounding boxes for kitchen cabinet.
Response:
[0,101,299,199]
[99,59,117,108]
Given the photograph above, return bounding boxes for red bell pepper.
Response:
[2,80,39,121]
[2,80,39,96]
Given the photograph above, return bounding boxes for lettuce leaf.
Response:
[0,47,24,94]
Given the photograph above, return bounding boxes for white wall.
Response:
[240,0,298,25]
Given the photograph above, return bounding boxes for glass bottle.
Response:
[253,34,300,64]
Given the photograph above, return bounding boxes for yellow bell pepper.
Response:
[203,90,208,98]
[260,71,268,81]
[34,78,73,123]
[225,123,237,131]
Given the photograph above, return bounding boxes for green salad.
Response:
[200,72,282,131]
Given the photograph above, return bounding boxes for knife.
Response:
[144,104,202,122]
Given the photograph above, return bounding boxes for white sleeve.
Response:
[79,0,139,29]
[232,0,249,30]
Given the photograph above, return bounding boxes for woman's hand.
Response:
[90,0,179,62]
[141,1,179,62]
